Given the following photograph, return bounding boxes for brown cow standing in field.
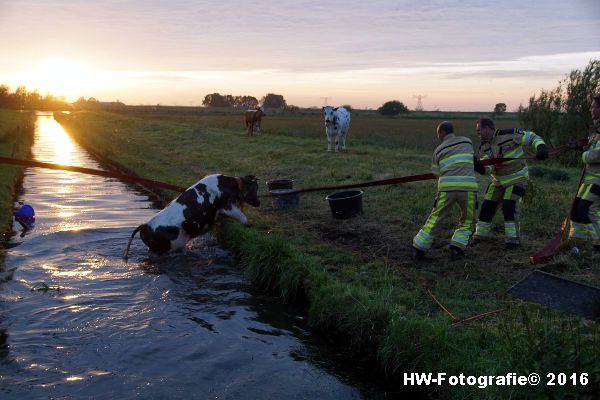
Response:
[244,106,265,136]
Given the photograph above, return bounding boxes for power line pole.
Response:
[320,97,332,106]
[413,94,427,111]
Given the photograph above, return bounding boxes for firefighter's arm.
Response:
[430,147,441,176]
[582,142,600,164]
[521,131,548,160]
[431,159,441,176]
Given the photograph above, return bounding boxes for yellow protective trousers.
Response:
[474,183,525,244]
[413,191,478,251]
[568,183,600,246]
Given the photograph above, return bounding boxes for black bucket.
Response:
[270,189,300,209]
[266,179,294,191]
[325,190,364,219]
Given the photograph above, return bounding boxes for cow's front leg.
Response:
[326,135,332,151]
[218,204,249,225]
[255,123,261,135]
[342,134,347,150]
[335,136,339,152]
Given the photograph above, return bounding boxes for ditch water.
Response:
[0,113,396,399]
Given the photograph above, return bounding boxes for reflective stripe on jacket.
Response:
[432,134,478,192]
[478,128,545,187]
[582,122,600,185]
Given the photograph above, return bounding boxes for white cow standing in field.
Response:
[323,106,351,152]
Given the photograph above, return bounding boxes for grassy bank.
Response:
[55,110,599,399]
[0,110,35,245]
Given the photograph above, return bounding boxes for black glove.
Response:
[473,156,486,174]
[535,144,549,160]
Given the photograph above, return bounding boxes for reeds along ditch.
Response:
[0,110,35,242]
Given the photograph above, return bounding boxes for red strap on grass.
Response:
[529,217,569,265]
[0,156,187,193]
[277,173,437,195]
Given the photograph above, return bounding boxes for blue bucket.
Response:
[14,203,35,228]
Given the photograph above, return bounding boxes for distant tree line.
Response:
[202,92,287,109]
[0,84,71,110]
[518,59,600,146]
[73,96,100,110]
[73,97,125,110]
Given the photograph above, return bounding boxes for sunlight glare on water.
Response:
[20,114,157,235]
[36,116,77,165]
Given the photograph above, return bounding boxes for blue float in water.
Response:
[14,203,35,229]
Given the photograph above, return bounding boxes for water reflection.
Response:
[35,116,77,165]
[16,114,158,237]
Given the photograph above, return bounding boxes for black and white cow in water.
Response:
[124,174,259,260]
[323,106,351,152]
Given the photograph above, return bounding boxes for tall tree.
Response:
[25,90,42,110]
[11,85,28,109]
[518,59,600,145]
[378,100,409,116]
[234,95,259,108]
[493,103,507,116]
[202,93,232,107]
[261,93,287,109]
[0,84,9,108]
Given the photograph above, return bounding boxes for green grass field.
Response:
[53,110,599,399]
[0,110,35,246]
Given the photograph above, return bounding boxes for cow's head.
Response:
[239,175,260,207]
[323,106,337,127]
[257,106,266,116]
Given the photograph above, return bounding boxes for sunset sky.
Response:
[1,0,599,111]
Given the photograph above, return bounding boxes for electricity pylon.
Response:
[413,94,427,111]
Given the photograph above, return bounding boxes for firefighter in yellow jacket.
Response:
[472,118,548,249]
[568,95,600,252]
[413,121,478,261]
